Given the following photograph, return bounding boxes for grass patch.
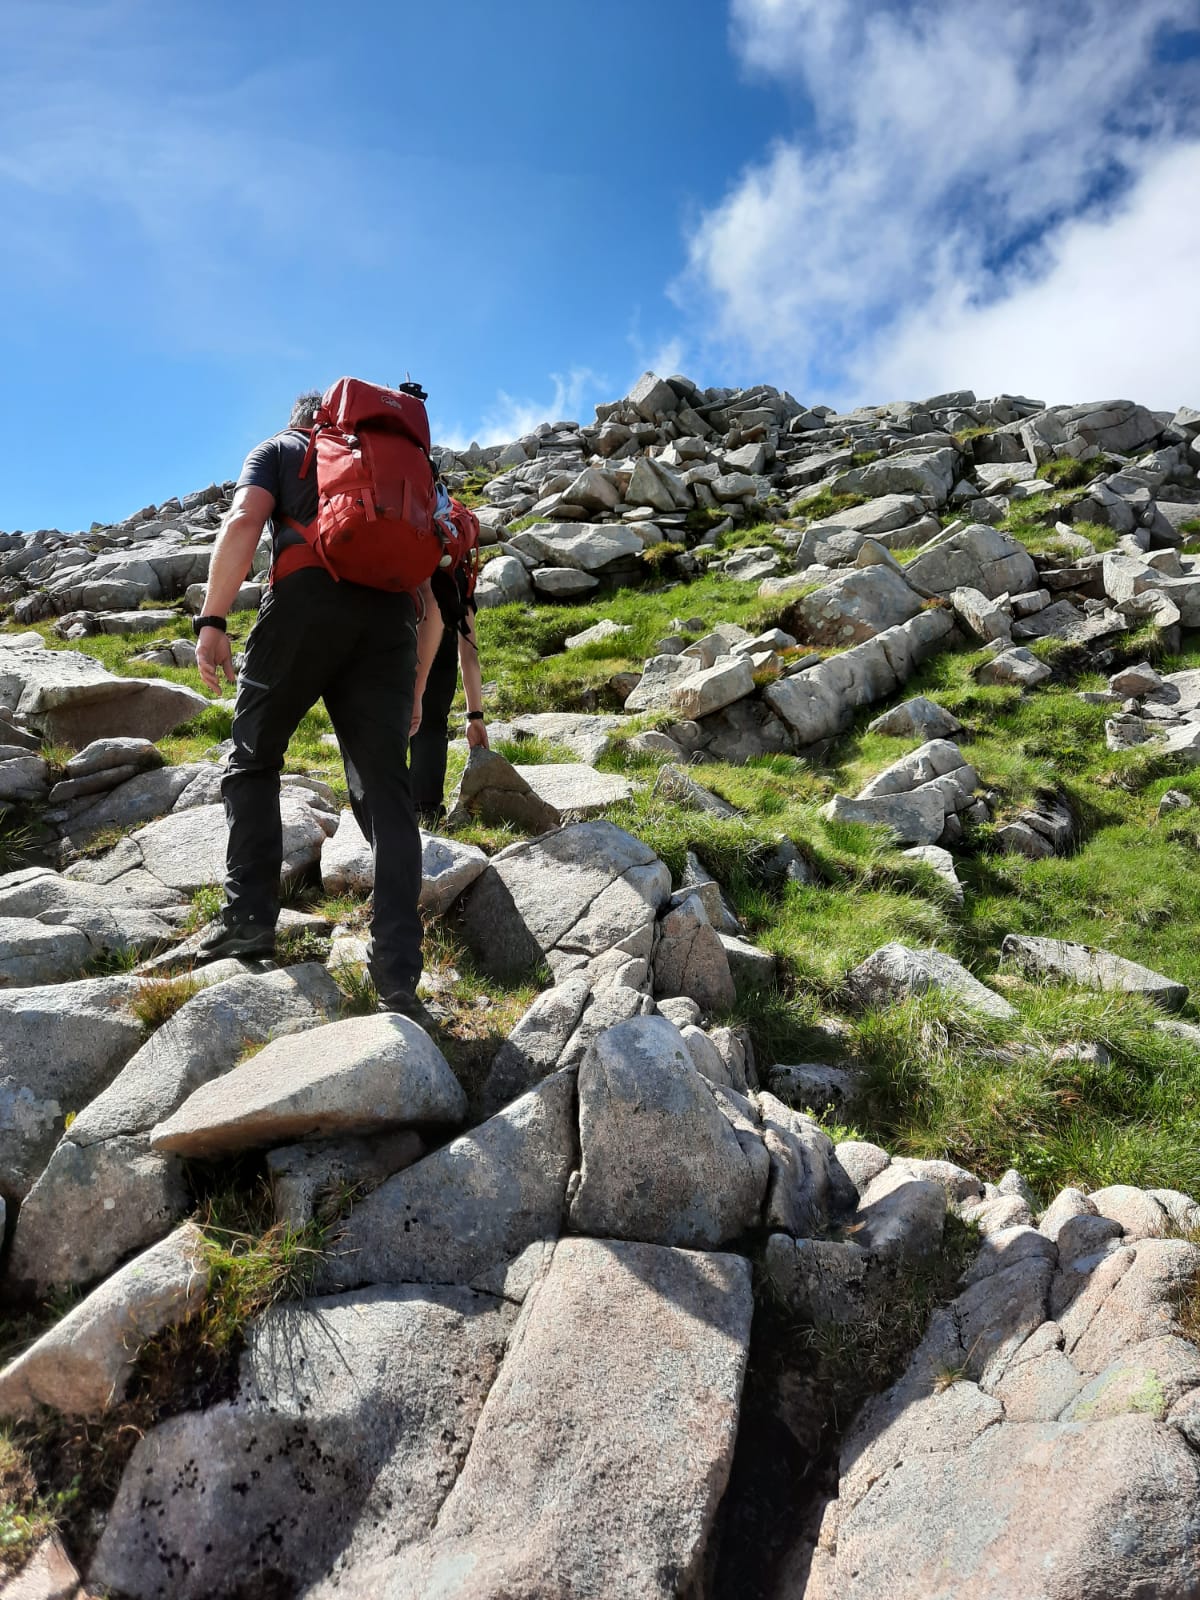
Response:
[0,1432,78,1578]
[1042,454,1112,489]
[790,488,869,523]
[849,988,1200,1200]
[131,974,203,1030]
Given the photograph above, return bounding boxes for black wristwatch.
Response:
[192,615,227,637]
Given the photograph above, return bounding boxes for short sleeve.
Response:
[236,438,282,499]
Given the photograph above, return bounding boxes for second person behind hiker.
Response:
[409,485,487,827]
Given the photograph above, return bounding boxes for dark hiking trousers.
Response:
[221,569,422,1000]
[408,619,459,826]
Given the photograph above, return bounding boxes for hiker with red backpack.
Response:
[194,378,447,1027]
[409,483,487,827]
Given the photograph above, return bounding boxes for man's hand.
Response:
[466,717,489,750]
[409,700,423,739]
[197,627,237,694]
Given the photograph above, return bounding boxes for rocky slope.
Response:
[2,376,1200,1599]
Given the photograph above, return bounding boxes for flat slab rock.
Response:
[1001,935,1187,1011]
[377,1236,753,1600]
[150,1013,466,1158]
[513,761,633,816]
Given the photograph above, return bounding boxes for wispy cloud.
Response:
[678,0,1200,405]
[432,367,609,451]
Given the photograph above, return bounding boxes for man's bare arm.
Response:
[196,485,274,694]
[459,611,488,749]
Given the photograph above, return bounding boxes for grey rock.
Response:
[845,942,1016,1020]
[0,917,90,987]
[854,1165,947,1262]
[267,1130,425,1229]
[623,651,701,712]
[68,965,339,1152]
[1039,1186,1098,1240]
[1001,934,1187,1011]
[56,762,204,842]
[514,761,633,817]
[150,1013,465,1158]
[381,1237,751,1600]
[0,644,207,746]
[719,931,777,992]
[763,1232,873,1323]
[0,1224,207,1420]
[832,447,959,506]
[653,894,736,1013]
[765,609,955,746]
[92,1284,515,1600]
[835,1139,891,1193]
[320,806,373,894]
[457,821,670,983]
[507,520,646,573]
[130,794,333,892]
[0,975,146,1203]
[758,1092,846,1236]
[0,756,50,802]
[532,565,600,598]
[868,696,963,739]
[6,1134,189,1295]
[793,565,924,646]
[478,976,591,1115]
[976,646,1052,687]
[570,1014,767,1247]
[652,763,737,817]
[951,584,1012,643]
[812,1411,1200,1600]
[564,619,631,650]
[510,711,626,765]
[474,553,533,606]
[905,523,1038,600]
[667,655,755,719]
[321,1070,576,1291]
[447,747,561,833]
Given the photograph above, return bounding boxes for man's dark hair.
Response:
[290,390,323,428]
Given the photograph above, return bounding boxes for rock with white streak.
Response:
[0,1225,208,1421]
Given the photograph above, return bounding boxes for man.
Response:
[409,487,489,825]
[194,388,441,1023]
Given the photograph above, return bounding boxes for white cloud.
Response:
[432,367,608,451]
[680,0,1199,404]
[861,140,1200,411]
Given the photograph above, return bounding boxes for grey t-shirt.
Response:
[236,428,318,559]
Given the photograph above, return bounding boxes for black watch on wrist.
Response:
[192,615,227,637]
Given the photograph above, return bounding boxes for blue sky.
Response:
[3,0,1199,531]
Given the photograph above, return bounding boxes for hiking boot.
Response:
[195,920,276,964]
[377,989,448,1032]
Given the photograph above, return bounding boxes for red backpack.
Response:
[281,377,443,592]
[430,491,481,632]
